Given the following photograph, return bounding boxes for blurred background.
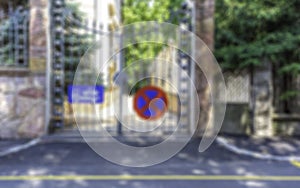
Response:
[0,0,299,187]
[0,0,298,139]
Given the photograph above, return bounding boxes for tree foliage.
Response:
[215,0,300,109]
[122,0,183,24]
[215,0,300,73]
[63,2,99,88]
[122,0,184,89]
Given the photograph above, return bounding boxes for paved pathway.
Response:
[0,138,299,188]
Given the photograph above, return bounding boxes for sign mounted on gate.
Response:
[68,85,104,103]
[133,86,168,120]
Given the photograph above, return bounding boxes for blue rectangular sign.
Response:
[68,85,104,104]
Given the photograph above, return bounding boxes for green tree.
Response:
[122,0,183,24]
[215,0,300,71]
[122,0,184,91]
[215,0,300,110]
[63,2,101,89]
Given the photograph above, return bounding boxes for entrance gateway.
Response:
[49,0,196,138]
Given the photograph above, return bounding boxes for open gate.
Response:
[49,0,195,138]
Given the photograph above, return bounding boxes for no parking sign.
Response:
[133,86,168,120]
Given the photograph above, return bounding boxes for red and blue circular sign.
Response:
[133,86,168,120]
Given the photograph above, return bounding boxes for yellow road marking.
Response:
[0,175,299,181]
[291,160,300,168]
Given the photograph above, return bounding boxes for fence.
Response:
[224,72,250,103]
[220,71,251,134]
[0,7,29,68]
[49,0,195,137]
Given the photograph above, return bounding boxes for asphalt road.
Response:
[0,138,299,188]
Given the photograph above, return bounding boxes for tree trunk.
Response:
[194,0,215,135]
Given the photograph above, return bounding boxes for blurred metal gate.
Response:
[49,0,195,137]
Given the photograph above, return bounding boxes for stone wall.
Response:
[220,61,274,136]
[290,75,300,114]
[251,60,273,136]
[0,0,49,139]
[220,103,251,135]
[272,114,300,136]
[29,0,48,73]
[0,73,45,138]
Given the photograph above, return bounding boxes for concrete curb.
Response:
[0,138,41,157]
[216,136,300,162]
